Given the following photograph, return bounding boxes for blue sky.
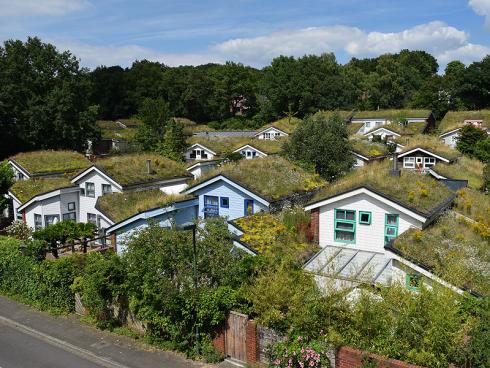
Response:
[1,0,489,70]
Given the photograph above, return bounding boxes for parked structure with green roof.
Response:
[350,138,390,167]
[439,110,490,148]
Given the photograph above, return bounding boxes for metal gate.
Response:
[225,311,248,363]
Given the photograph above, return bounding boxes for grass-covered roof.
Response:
[353,109,432,120]
[454,188,490,229]
[184,124,216,136]
[347,122,365,135]
[95,154,189,186]
[194,156,325,201]
[97,190,194,223]
[350,138,390,158]
[433,157,485,190]
[439,110,490,134]
[97,119,142,140]
[187,136,284,156]
[398,135,461,161]
[364,121,427,136]
[309,161,454,215]
[10,150,91,175]
[395,213,489,296]
[259,117,302,134]
[312,110,355,121]
[10,177,74,204]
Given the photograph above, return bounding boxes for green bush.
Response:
[33,221,96,249]
[268,336,331,368]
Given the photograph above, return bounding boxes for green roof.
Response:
[10,177,74,204]
[433,157,485,190]
[350,138,390,158]
[97,119,142,140]
[312,110,355,121]
[353,109,432,120]
[347,122,365,135]
[439,110,490,134]
[97,190,194,223]
[10,150,91,175]
[395,213,489,296]
[194,156,325,200]
[454,188,490,229]
[183,124,216,136]
[95,154,189,186]
[398,135,460,161]
[309,161,454,215]
[259,117,302,134]
[188,136,284,156]
[364,121,427,136]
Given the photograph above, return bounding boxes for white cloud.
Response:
[0,0,89,17]
[469,0,490,28]
[437,43,490,65]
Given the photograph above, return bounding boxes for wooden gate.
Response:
[225,311,248,363]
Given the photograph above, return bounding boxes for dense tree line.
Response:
[1,37,490,158]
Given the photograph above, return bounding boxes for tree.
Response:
[156,119,187,161]
[474,138,490,163]
[135,98,171,151]
[284,114,353,180]
[90,66,131,119]
[0,162,13,211]
[456,125,488,157]
[483,164,490,193]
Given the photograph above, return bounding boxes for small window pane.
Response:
[386,214,398,225]
[336,222,354,230]
[386,227,397,236]
[360,212,370,224]
[346,211,355,220]
[336,210,346,220]
[335,230,355,241]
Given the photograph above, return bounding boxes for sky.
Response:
[1,0,489,71]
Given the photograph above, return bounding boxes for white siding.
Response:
[353,156,366,168]
[256,127,287,140]
[184,146,216,161]
[440,131,459,148]
[159,179,188,195]
[238,147,267,159]
[353,119,387,135]
[366,128,399,141]
[317,192,424,253]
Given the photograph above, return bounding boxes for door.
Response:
[225,312,248,363]
[415,157,423,170]
[244,199,254,216]
[204,195,219,218]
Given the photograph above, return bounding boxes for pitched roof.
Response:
[439,110,490,134]
[187,136,284,156]
[396,135,460,161]
[350,139,390,159]
[257,117,302,135]
[9,150,91,176]
[9,177,75,204]
[352,109,432,120]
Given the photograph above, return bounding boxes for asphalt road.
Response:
[0,322,104,368]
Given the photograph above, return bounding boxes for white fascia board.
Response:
[186,160,219,171]
[304,187,427,223]
[18,186,79,212]
[351,151,369,161]
[398,148,450,163]
[233,145,268,156]
[255,127,288,136]
[71,166,123,190]
[364,128,401,137]
[187,143,217,156]
[183,175,270,206]
[427,169,447,180]
[439,128,461,138]
[8,160,30,178]
[7,191,22,205]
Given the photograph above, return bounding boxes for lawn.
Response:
[309,161,455,215]
[438,110,490,134]
[10,177,74,203]
[97,190,194,223]
[10,150,91,175]
[433,156,484,189]
[95,154,189,186]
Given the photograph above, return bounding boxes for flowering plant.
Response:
[268,335,331,368]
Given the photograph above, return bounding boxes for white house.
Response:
[233,145,268,159]
[397,148,452,172]
[364,127,401,142]
[351,110,435,135]
[184,143,217,161]
[439,126,489,149]
[255,126,288,140]
[186,160,219,179]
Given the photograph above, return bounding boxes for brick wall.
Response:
[212,328,225,355]
[310,208,319,243]
[336,346,426,368]
[246,320,258,363]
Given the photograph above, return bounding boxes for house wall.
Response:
[366,129,399,141]
[256,127,287,140]
[184,147,215,161]
[317,192,424,253]
[188,164,216,179]
[353,156,366,168]
[352,119,387,135]
[397,152,444,171]
[159,179,188,195]
[238,147,267,159]
[440,131,459,148]
[9,163,29,181]
[194,180,268,220]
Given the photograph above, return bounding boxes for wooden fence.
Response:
[46,233,116,259]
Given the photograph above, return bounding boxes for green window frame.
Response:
[406,273,421,291]
[334,209,356,244]
[384,214,399,245]
[359,211,372,225]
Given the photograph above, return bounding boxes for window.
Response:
[34,214,42,231]
[334,209,356,243]
[244,199,254,216]
[359,211,372,225]
[384,214,399,245]
[403,157,415,169]
[85,182,95,197]
[375,121,382,127]
[62,212,76,221]
[80,187,85,196]
[264,132,271,140]
[102,184,112,195]
[67,202,76,211]
[220,197,229,208]
[274,132,281,138]
[406,274,421,291]
[365,122,371,128]
[204,196,219,218]
[424,157,436,168]
[200,150,208,159]
[44,215,59,227]
[87,213,97,224]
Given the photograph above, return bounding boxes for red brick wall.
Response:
[310,208,319,243]
[212,327,225,355]
[246,320,258,363]
[336,346,426,368]
[22,210,26,223]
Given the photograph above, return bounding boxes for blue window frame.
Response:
[359,211,372,225]
[204,195,219,218]
[334,209,356,243]
[406,273,421,291]
[220,197,229,208]
[244,199,254,216]
[384,214,399,245]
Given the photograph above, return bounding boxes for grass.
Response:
[309,161,454,215]
[454,188,490,229]
[347,122,365,135]
[97,119,142,140]
[97,190,193,223]
[395,213,489,296]
[10,150,91,175]
[194,156,325,200]
[350,138,389,158]
[364,121,427,136]
[95,154,189,186]
[312,110,355,121]
[259,117,302,134]
[397,135,461,161]
[10,177,73,203]
[183,124,216,135]
[438,110,490,134]
[187,136,284,156]
[433,157,484,189]
[353,109,432,120]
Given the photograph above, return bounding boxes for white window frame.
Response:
[34,214,42,230]
[423,157,436,168]
[102,184,112,195]
[403,157,415,168]
[85,182,95,198]
[87,213,97,224]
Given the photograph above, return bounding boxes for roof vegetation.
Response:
[398,135,461,161]
[10,177,73,204]
[183,124,216,135]
[309,161,454,215]
[10,150,90,175]
[439,110,490,134]
[353,109,432,120]
[95,154,189,186]
[395,213,489,296]
[194,156,325,200]
[346,122,365,135]
[97,119,142,140]
[312,110,355,121]
[350,138,390,158]
[454,188,490,230]
[364,121,427,136]
[187,136,284,156]
[433,157,485,190]
[259,117,302,134]
[97,190,194,223]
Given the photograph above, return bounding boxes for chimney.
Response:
[146,159,153,175]
[390,152,401,177]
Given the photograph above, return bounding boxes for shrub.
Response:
[33,221,96,249]
[268,336,331,368]
[5,220,32,240]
